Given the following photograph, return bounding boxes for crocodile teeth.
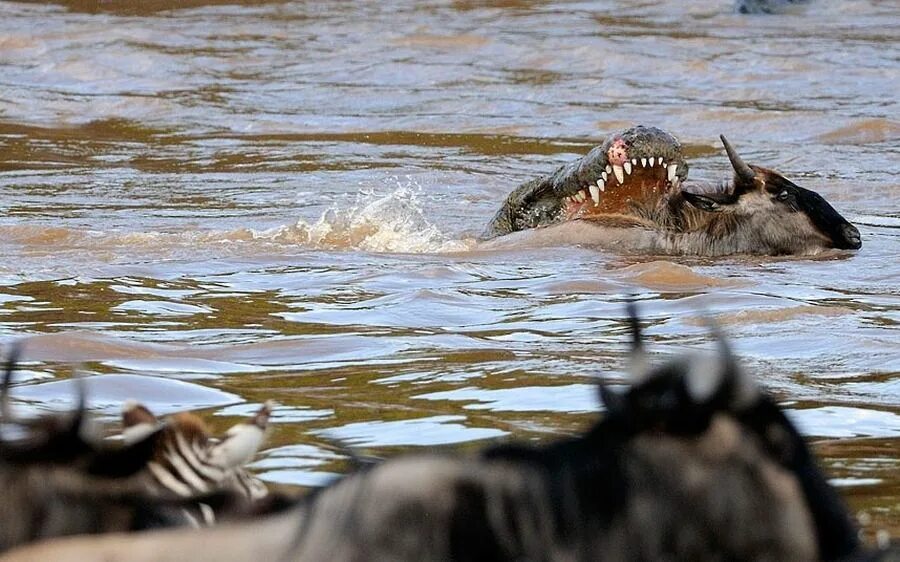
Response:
[631,158,638,166]
[605,165,612,174]
[601,171,608,182]
[612,165,625,184]
[589,184,600,205]
[658,158,665,168]
[667,164,678,182]
[649,157,655,167]
[576,190,586,202]
[623,162,632,175]
[597,178,605,192]
[641,158,647,167]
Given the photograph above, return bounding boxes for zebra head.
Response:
[120,400,273,503]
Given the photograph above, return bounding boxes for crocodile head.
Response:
[482,125,689,238]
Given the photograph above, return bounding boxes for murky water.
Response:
[0,0,898,542]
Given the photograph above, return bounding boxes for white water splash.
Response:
[0,185,473,262]
[257,186,471,253]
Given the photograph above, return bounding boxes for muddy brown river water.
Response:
[0,0,898,544]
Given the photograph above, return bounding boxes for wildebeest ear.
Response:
[599,385,628,418]
[87,426,165,478]
[683,191,725,212]
[121,400,161,445]
[681,356,726,405]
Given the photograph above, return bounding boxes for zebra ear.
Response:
[121,400,161,445]
[209,402,273,469]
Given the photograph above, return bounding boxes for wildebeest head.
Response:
[599,302,756,437]
[681,136,861,253]
[287,303,865,561]
[599,303,862,560]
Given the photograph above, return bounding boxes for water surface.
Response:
[0,0,898,542]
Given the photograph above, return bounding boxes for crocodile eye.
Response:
[775,190,790,201]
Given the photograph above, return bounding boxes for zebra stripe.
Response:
[123,401,272,522]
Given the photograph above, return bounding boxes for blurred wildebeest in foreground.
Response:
[0,346,274,552]
[2,308,891,561]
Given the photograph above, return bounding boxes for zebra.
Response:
[119,400,272,526]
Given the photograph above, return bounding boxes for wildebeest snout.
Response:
[839,223,862,250]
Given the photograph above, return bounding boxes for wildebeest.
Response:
[0,346,273,552]
[481,127,861,256]
[2,305,885,562]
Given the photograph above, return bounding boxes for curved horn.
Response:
[625,298,644,354]
[624,298,653,384]
[720,135,756,185]
[70,368,88,438]
[1,343,22,422]
[704,315,759,409]
[709,316,738,391]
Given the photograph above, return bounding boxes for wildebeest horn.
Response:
[1,343,21,422]
[720,135,756,185]
[624,298,653,385]
[710,317,737,393]
[71,368,88,438]
[703,315,759,409]
[625,299,644,353]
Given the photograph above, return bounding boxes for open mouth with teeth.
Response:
[563,155,682,219]
[561,127,687,220]
[481,125,690,239]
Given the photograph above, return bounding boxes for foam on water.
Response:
[256,186,471,253]
[0,187,470,264]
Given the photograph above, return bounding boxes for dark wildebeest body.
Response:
[290,314,855,561]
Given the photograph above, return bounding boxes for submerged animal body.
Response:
[482,126,861,256]
[0,348,272,553]
[2,306,880,562]
[735,0,811,14]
